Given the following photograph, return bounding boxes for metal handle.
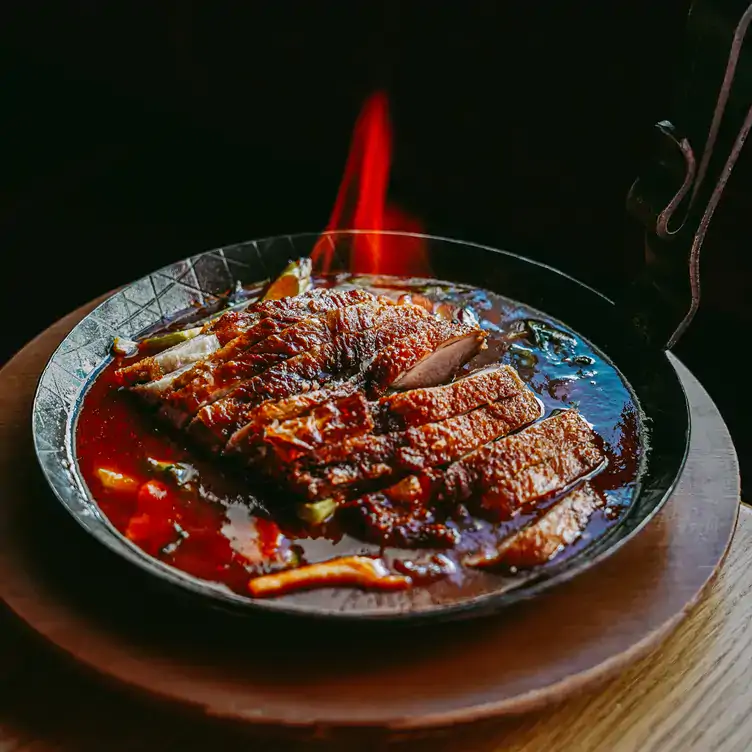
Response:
[626,0,752,350]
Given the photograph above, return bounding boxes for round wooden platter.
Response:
[0,299,741,741]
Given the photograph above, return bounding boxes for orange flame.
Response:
[312,91,428,276]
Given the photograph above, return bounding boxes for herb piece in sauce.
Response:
[297,498,338,526]
[139,327,203,353]
[146,458,198,487]
[525,320,577,356]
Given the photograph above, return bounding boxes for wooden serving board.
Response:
[0,299,740,741]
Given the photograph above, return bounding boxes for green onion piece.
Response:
[297,498,337,526]
[140,327,202,352]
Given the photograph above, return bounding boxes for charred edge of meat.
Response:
[250,363,526,463]
[161,299,393,424]
[341,490,460,549]
[262,391,375,464]
[223,381,362,457]
[161,316,293,395]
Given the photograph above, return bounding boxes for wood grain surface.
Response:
[0,301,746,750]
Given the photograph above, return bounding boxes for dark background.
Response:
[1,2,749,493]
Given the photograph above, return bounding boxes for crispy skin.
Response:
[250,287,377,321]
[132,318,296,399]
[465,482,603,568]
[477,440,605,519]
[375,365,525,430]
[193,304,439,449]
[234,364,525,462]
[345,410,604,544]
[286,389,543,502]
[207,289,378,343]
[224,382,361,455]
[117,288,377,386]
[163,317,297,393]
[163,302,385,424]
[439,410,596,504]
[262,392,374,463]
[365,321,486,398]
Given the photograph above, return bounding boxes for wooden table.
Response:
[0,505,748,751]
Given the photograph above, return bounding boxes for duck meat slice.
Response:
[476,439,605,520]
[117,287,377,387]
[438,410,598,505]
[343,413,604,548]
[235,364,527,461]
[365,320,487,398]
[285,389,543,502]
[223,310,488,458]
[224,382,362,457]
[348,410,600,517]
[464,482,603,568]
[194,304,441,450]
[260,392,374,464]
[161,300,388,427]
[374,365,526,431]
[132,317,294,400]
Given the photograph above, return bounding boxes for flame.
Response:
[312,91,428,276]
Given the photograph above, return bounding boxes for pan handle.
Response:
[626,0,752,350]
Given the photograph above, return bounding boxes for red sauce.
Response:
[75,275,642,598]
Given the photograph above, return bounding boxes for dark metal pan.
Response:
[30,0,751,622]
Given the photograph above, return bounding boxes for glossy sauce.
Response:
[75,274,642,597]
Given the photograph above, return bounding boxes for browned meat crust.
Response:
[374,365,525,431]
[115,288,377,386]
[345,493,460,548]
[477,439,605,519]
[439,410,598,505]
[163,301,386,424]
[285,389,543,502]
[195,304,453,450]
[464,482,603,568]
[346,410,605,544]
[223,382,362,456]
[365,320,486,398]
[231,365,526,464]
[262,392,374,463]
